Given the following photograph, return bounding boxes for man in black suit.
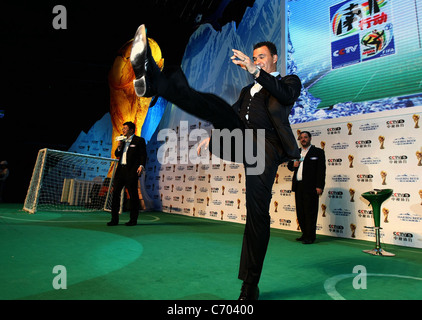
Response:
[108,121,147,226]
[130,25,301,299]
[288,131,326,244]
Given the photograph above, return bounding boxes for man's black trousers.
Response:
[111,165,140,223]
[294,181,319,242]
[152,67,285,285]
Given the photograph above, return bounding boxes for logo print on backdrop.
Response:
[413,114,420,128]
[417,151,422,166]
[380,170,387,185]
[378,135,385,149]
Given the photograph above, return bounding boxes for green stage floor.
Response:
[1,203,421,300]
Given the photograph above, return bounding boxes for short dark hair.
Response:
[123,121,136,132]
[299,131,312,138]
[253,41,278,56]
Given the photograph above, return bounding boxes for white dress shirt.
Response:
[250,71,280,97]
[296,145,311,181]
[121,134,134,165]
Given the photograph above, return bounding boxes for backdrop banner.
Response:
[145,105,422,248]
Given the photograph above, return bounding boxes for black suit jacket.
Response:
[287,145,326,193]
[115,135,147,175]
[232,70,302,161]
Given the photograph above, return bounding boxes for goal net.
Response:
[23,149,118,213]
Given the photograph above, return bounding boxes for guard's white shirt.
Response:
[296,145,311,181]
[121,134,134,165]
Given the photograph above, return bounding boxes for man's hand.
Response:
[137,166,144,176]
[231,49,259,76]
[197,137,210,156]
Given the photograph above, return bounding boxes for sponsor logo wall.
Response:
[144,106,422,249]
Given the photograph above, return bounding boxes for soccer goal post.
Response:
[23,148,118,214]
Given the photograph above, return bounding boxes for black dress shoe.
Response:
[125,221,137,226]
[130,24,156,97]
[238,283,259,300]
[296,236,304,241]
[302,239,314,244]
[107,221,118,226]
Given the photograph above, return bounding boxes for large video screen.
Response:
[288,0,422,123]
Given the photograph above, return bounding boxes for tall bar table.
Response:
[361,189,395,256]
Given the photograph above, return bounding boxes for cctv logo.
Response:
[332,45,359,57]
[331,35,361,69]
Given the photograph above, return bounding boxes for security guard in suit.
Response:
[108,121,146,226]
[288,131,326,244]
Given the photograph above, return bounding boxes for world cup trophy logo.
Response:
[349,188,355,202]
[350,223,356,238]
[237,199,241,209]
[419,190,422,205]
[416,151,422,166]
[380,170,387,185]
[413,114,420,128]
[348,155,354,168]
[321,203,327,217]
[320,141,326,150]
[347,122,353,135]
[378,135,385,149]
[383,208,389,223]
[274,201,278,212]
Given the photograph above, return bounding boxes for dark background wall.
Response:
[0,0,255,202]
